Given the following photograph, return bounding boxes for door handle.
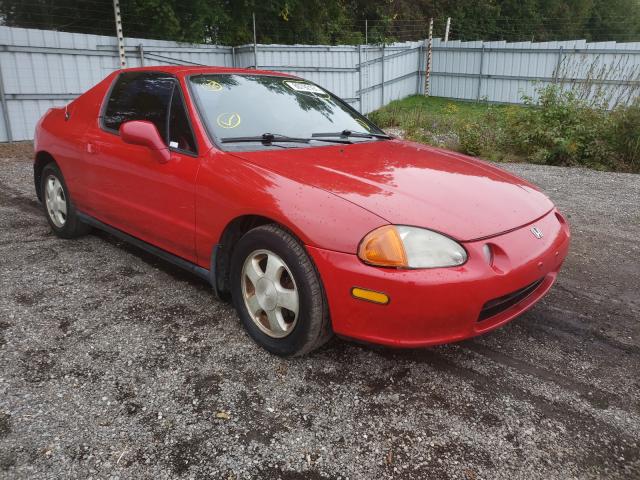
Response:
[86,142,99,154]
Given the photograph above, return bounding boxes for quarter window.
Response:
[168,87,197,153]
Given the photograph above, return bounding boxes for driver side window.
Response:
[103,72,174,137]
[103,72,197,154]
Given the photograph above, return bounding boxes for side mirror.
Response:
[119,120,170,163]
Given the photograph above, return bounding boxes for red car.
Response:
[33,66,570,356]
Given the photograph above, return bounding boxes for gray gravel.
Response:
[0,153,639,480]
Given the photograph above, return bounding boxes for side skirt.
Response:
[77,211,214,286]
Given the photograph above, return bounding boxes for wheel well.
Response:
[214,215,282,296]
[34,151,56,201]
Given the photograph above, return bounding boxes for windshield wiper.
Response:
[311,129,392,140]
[221,132,353,145]
[221,133,309,144]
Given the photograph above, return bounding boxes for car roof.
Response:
[118,65,298,79]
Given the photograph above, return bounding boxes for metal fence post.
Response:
[231,46,236,67]
[138,43,144,66]
[252,13,258,69]
[0,63,13,143]
[553,46,564,83]
[476,42,485,101]
[416,43,423,95]
[424,18,433,96]
[113,0,126,68]
[358,45,363,112]
[381,44,385,107]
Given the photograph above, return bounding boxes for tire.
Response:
[230,224,332,356]
[40,163,90,239]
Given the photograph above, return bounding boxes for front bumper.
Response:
[308,209,570,348]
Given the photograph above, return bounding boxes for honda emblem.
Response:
[531,226,544,239]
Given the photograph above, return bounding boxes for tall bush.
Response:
[606,99,640,172]
[500,85,614,169]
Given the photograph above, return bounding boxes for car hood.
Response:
[231,140,554,241]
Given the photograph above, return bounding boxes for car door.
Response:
[82,71,200,263]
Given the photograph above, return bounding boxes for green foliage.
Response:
[501,86,613,168]
[606,99,640,171]
[501,85,639,171]
[1,0,639,44]
[370,90,640,173]
[457,121,494,157]
[369,96,509,157]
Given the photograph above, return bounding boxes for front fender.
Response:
[194,150,388,268]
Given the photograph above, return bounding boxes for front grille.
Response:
[478,278,545,322]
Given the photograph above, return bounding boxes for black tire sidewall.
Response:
[230,227,324,356]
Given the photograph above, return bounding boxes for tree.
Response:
[0,0,638,44]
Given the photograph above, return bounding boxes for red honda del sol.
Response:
[34,66,570,356]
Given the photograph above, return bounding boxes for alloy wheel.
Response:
[44,175,67,228]
[241,249,299,338]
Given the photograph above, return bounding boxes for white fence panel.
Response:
[1,25,639,141]
[430,38,640,105]
[357,42,423,114]
[0,26,232,141]
[232,43,423,112]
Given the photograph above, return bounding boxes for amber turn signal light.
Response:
[351,287,390,305]
[358,225,408,267]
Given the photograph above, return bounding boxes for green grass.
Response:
[368,95,522,162]
[371,95,499,125]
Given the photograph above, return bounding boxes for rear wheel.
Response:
[230,224,332,356]
[41,163,90,239]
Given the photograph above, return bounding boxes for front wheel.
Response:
[230,224,332,356]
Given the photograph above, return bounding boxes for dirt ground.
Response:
[0,144,638,479]
[0,142,34,160]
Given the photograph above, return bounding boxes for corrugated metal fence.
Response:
[431,39,640,105]
[1,25,639,142]
[0,26,424,141]
[0,27,232,141]
[232,43,424,115]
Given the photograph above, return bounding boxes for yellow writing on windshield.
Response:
[216,112,241,129]
[203,80,223,92]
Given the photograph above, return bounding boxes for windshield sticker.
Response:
[216,112,241,129]
[285,81,326,95]
[203,80,223,92]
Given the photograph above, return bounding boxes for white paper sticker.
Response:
[285,81,325,94]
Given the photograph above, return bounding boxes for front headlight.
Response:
[358,225,467,269]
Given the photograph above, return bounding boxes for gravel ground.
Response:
[0,146,639,480]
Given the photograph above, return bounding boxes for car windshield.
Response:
[189,74,387,150]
